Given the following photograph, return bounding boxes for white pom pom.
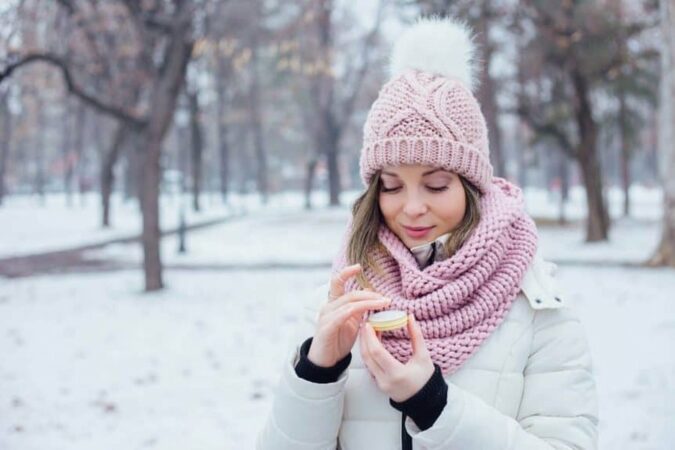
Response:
[389,16,480,92]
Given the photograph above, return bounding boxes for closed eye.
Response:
[380,186,401,193]
[380,186,448,193]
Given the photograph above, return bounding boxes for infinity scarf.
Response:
[331,177,538,375]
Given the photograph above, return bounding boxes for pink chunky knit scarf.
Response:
[332,178,538,375]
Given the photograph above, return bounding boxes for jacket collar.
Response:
[409,232,452,269]
[520,254,565,310]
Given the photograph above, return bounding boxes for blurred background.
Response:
[0,0,673,448]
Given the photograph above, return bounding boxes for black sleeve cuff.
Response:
[389,364,448,431]
[293,337,352,384]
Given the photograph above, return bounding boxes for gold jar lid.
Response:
[368,310,408,332]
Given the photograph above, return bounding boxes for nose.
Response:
[402,192,428,217]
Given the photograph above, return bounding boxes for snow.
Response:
[0,190,352,258]
[523,185,662,222]
[563,266,675,448]
[0,186,674,449]
[0,269,326,450]
[0,192,232,258]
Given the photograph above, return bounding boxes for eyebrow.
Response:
[381,169,446,177]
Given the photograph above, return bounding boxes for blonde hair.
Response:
[347,170,482,288]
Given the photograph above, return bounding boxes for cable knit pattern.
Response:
[360,69,492,192]
[331,178,538,375]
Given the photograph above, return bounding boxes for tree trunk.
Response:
[139,131,163,291]
[325,131,340,206]
[215,57,230,204]
[100,123,128,228]
[649,0,675,266]
[304,158,318,210]
[236,123,252,195]
[188,90,203,212]
[218,118,230,203]
[571,69,610,241]
[73,100,87,205]
[0,91,11,205]
[248,45,268,204]
[476,0,505,178]
[62,98,74,206]
[35,98,46,203]
[615,0,632,218]
[618,86,631,217]
[315,0,341,206]
[558,151,569,225]
[124,137,141,203]
[139,31,193,292]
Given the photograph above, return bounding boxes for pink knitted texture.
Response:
[360,69,493,192]
[331,178,538,375]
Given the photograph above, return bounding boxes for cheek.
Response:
[378,195,398,221]
[435,190,466,223]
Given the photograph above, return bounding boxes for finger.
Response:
[408,315,429,358]
[325,299,390,329]
[363,322,400,373]
[328,264,361,301]
[359,325,387,379]
[325,290,389,312]
[358,328,376,378]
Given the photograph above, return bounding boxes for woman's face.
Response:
[378,165,467,248]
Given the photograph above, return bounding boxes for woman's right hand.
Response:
[307,264,391,368]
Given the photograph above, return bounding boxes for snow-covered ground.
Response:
[0,268,322,449]
[0,190,350,258]
[0,192,232,258]
[0,186,673,449]
[1,262,674,449]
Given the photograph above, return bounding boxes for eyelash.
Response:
[380,186,448,193]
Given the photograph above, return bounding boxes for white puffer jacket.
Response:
[257,256,599,449]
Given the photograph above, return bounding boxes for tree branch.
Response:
[0,53,146,127]
[336,0,385,135]
[513,103,577,159]
[55,0,75,14]
[121,0,188,34]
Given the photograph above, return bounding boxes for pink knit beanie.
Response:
[359,17,493,193]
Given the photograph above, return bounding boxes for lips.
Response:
[403,225,434,231]
[402,225,435,239]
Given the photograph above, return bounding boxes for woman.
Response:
[257,17,598,450]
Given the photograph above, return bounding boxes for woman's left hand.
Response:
[359,314,435,403]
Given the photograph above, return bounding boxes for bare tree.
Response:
[0,87,10,205]
[187,86,204,212]
[247,37,269,203]
[100,122,131,227]
[649,0,675,266]
[212,34,236,203]
[415,0,507,178]
[291,0,385,207]
[1,0,199,291]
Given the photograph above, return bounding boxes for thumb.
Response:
[408,315,428,357]
[329,264,361,300]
